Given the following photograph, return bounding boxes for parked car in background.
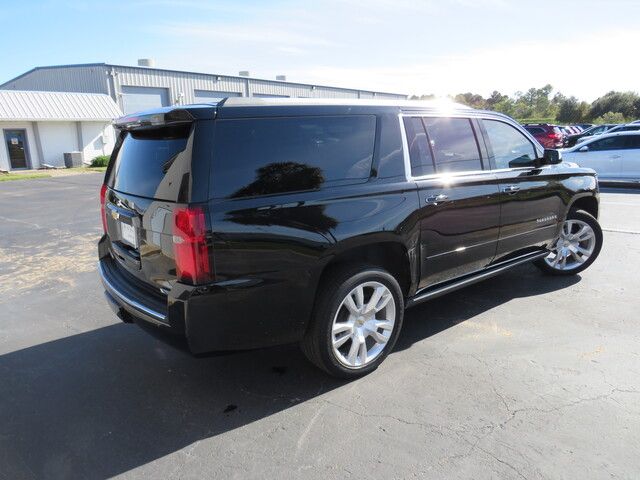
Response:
[98,98,602,378]
[561,131,640,181]
[523,123,564,149]
[576,123,594,130]
[605,124,640,134]
[565,123,618,147]
[560,126,582,137]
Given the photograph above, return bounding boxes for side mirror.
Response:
[508,155,538,168]
[541,149,562,165]
[579,145,589,152]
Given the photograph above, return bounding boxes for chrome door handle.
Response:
[425,194,449,205]
[611,155,622,159]
[503,185,520,193]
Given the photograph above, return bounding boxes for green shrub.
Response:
[592,112,628,124]
[91,155,110,167]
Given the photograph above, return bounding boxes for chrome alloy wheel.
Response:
[545,219,596,271]
[331,281,396,369]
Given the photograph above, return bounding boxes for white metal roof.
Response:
[0,90,122,121]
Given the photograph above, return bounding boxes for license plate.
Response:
[120,221,138,248]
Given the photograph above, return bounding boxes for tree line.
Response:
[410,86,640,124]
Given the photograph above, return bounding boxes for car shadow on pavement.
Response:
[0,264,579,480]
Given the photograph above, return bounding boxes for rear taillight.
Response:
[100,184,108,233]
[172,206,213,284]
[547,133,561,139]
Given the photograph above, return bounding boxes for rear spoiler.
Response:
[114,109,194,131]
[114,104,219,130]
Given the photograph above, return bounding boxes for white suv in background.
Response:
[561,132,640,180]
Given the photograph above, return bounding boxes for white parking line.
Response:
[603,228,640,235]
[600,202,639,207]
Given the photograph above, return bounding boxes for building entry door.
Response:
[4,129,30,170]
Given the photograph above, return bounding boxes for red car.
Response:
[523,123,564,149]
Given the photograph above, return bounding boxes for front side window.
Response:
[625,136,640,149]
[211,115,376,198]
[588,136,627,151]
[483,120,538,169]
[422,117,483,173]
[403,117,435,176]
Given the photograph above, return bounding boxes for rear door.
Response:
[621,135,640,178]
[405,116,501,289]
[104,119,209,289]
[480,118,564,259]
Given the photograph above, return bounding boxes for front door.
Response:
[403,116,501,289]
[576,136,627,178]
[479,118,564,259]
[4,130,30,170]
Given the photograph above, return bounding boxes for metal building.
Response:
[1,62,408,115]
[0,90,121,171]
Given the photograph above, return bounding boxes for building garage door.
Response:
[121,86,170,114]
[194,90,241,103]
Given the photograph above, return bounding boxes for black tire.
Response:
[301,265,404,378]
[534,209,603,276]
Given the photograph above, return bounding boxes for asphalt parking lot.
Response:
[0,173,638,480]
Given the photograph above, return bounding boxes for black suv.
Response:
[99,98,602,378]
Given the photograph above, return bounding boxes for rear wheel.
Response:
[535,210,602,276]
[301,266,404,378]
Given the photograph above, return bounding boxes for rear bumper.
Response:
[98,235,307,354]
[99,260,167,325]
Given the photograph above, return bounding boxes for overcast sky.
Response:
[2,0,639,101]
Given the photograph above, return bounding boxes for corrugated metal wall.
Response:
[113,66,247,105]
[2,64,407,112]
[1,66,109,95]
[111,67,407,109]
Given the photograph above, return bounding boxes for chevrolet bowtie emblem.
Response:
[111,210,119,220]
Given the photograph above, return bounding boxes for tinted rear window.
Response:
[211,115,376,199]
[423,117,483,173]
[110,124,191,200]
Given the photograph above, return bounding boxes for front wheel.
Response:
[535,210,603,276]
[301,266,404,378]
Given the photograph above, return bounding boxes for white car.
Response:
[561,131,640,180]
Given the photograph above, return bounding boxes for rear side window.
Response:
[626,136,640,148]
[525,127,544,135]
[211,115,376,198]
[403,117,435,176]
[588,136,627,151]
[422,117,483,173]
[591,126,608,134]
[110,124,191,201]
[483,120,537,169]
